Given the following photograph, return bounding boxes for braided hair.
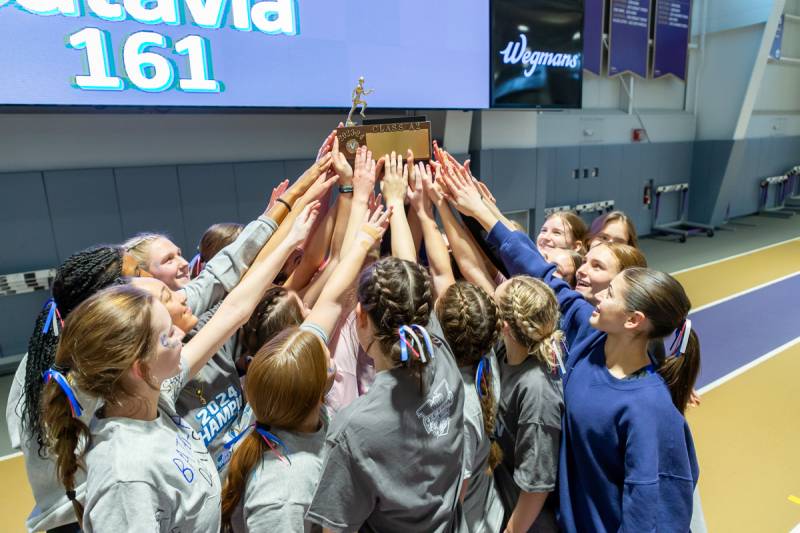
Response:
[21,245,125,456]
[435,281,503,469]
[496,276,564,369]
[356,257,433,387]
[241,286,304,356]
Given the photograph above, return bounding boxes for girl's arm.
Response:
[443,169,596,348]
[410,162,455,299]
[240,156,334,282]
[381,151,416,262]
[505,491,549,533]
[304,205,392,340]
[430,163,497,294]
[182,203,320,379]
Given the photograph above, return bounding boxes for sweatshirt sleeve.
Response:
[486,222,598,355]
[182,215,278,316]
[620,405,695,533]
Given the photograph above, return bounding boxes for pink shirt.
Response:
[325,311,375,414]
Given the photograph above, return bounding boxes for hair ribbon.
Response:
[475,356,489,398]
[224,423,292,466]
[411,325,435,361]
[188,253,203,278]
[42,298,64,337]
[43,368,83,418]
[669,318,692,357]
[399,325,422,363]
[550,338,566,375]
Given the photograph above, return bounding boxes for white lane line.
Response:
[0,451,22,462]
[670,236,800,275]
[697,336,800,395]
[690,272,800,314]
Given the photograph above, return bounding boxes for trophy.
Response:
[337,77,432,162]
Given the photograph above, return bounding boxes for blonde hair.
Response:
[123,232,169,272]
[41,285,158,523]
[497,276,564,368]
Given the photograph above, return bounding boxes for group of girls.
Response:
[7,128,700,533]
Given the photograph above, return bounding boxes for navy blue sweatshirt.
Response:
[487,222,699,533]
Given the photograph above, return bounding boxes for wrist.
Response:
[474,205,498,231]
[386,197,405,208]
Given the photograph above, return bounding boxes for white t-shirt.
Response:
[82,359,221,533]
[232,410,329,533]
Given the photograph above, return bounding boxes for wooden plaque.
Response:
[336,120,432,162]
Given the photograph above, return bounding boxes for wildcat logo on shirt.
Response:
[416,380,454,438]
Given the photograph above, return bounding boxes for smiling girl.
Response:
[40,203,319,532]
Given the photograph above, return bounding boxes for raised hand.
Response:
[352,146,377,202]
[302,170,339,204]
[286,201,322,247]
[267,179,290,210]
[380,151,407,207]
[410,162,433,217]
[331,134,353,184]
[441,159,489,219]
[316,126,339,162]
[368,191,383,213]
[285,153,333,204]
[355,203,392,250]
[425,161,447,205]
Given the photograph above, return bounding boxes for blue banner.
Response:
[0,0,489,108]
[653,0,691,80]
[770,14,784,60]
[608,0,651,78]
[583,0,604,75]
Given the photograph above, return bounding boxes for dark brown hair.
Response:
[357,257,433,384]
[436,282,503,469]
[221,328,328,530]
[242,286,304,356]
[199,223,244,263]
[41,285,157,523]
[620,268,700,413]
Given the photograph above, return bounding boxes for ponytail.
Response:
[658,330,700,414]
[497,276,563,369]
[357,257,434,390]
[41,373,89,524]
[221,432,268,532]
[21,245,124,454]
[620,268,701,415]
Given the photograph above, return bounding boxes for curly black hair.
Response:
[20,245,126,456]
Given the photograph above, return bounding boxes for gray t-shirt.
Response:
[460,366,505,533]
[493,344,563,532]
[82,358,221,533]
[183,216,278,316]
[306,316,466,533]
[177,303,247,474]
[232,411,330,533]
[7,353,99,532]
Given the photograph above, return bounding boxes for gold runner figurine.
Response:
[345,76,374,126]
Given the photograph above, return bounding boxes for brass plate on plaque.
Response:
[336,121,432,161]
